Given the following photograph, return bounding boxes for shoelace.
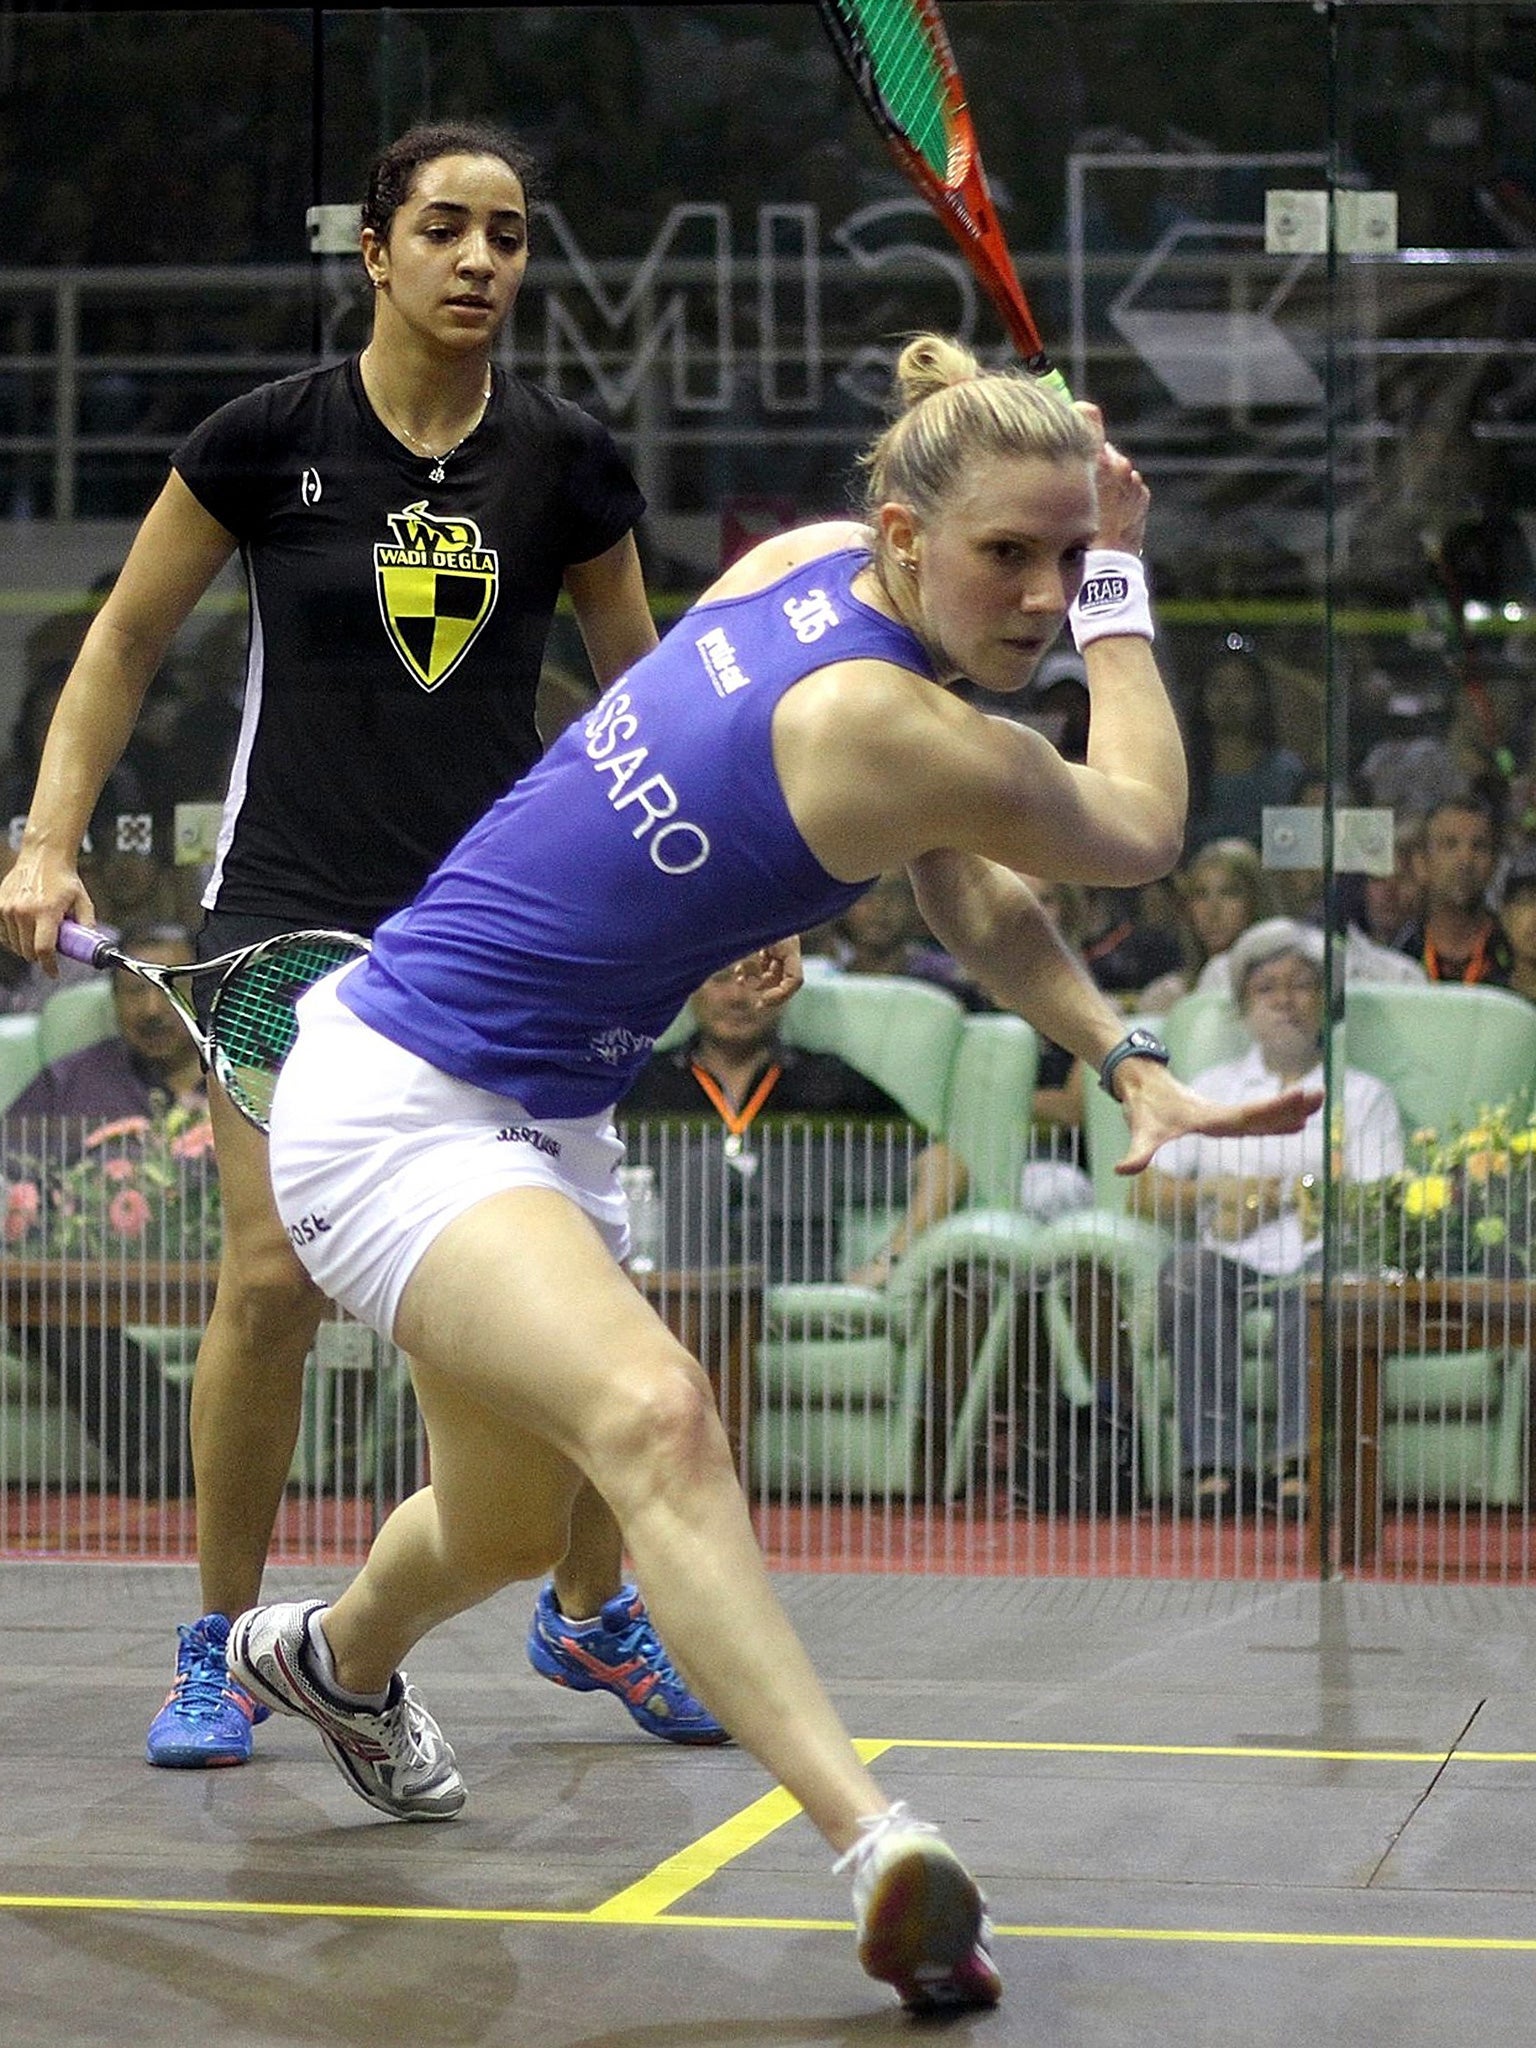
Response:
[831,1800,938,1875]
[170,1626,238,1722]
[391,1682,441,1768]
[607,1612,684,1692]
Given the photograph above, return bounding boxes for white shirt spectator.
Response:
[1154,1045,1405,1274]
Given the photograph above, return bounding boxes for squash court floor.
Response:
[5,1561,1536,2048]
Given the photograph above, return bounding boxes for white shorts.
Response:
[268,970,629,1340]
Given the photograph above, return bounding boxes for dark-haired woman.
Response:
[1183,635,1307,853]
[0,122,719,1767]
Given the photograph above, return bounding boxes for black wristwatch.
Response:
[1098,1027,1171,1099]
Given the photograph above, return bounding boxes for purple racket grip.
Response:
[56,919,113,967]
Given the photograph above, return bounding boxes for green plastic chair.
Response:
[0,1015,44,1113]
[775,973,964,1132]
[753,1208,1047,1500]
[753,1000,1039,1500]
[1342,982,1536,1136]
[37,979,117,1066]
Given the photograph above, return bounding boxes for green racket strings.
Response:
[212,936,364,1122]
[838,0,951,183]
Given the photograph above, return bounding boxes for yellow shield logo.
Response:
[374,502,498,692]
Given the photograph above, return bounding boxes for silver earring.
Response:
[898,553,918,573]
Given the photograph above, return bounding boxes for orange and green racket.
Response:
[816,0,1070,396]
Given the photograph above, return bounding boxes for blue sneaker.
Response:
[526,1583,729,1745]
[145,1613,269,1768]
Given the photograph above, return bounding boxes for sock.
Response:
[301,1607,391,1712]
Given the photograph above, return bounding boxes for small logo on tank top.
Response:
[590,1025,656,1066]
[696,625,751,696]
[300,468,322,506]
[783,589,840,643]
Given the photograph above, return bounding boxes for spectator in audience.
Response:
[0,666,154,872]
[1133,920,1403,1514]
[5,922,204,1150]
[1495,849,1536,1005]
[1394,793,1511,983]
[1357,701,1468,823]
[821,868,988,1009]
[1076,884,1185,1008]
[1360,812,1425,948]
[1141,837,1279,1011]
[2,922,206,1495]
[625,966,966,1290]
[82,846,185,940]
[1183,635,1308,853]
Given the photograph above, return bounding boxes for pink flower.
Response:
[84,1115,150,1151]
[102,1157,139,1184]
[5,1180,40,1243]
[107,1187,152,1238]
[169,1120,217,1161]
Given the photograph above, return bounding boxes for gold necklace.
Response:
[366,358,492,482]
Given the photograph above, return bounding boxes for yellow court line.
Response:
[997,1925,1536,1954]
[0,1895,591,1924]
[5,1895,1536,1956]
[4,1732,1528,1940]
[591,1737,895,1920]
[888,1738,1536,1763]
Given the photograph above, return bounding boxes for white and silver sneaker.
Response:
[834,1801,1002,2012]
[228,1600,466,1822]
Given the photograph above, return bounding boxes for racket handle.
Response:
[56,919,112,967]
[1030,362,1073,404]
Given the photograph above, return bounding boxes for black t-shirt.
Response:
[623,1040,905,1120]
[622,1041,913,1282]
[174,356,645,929]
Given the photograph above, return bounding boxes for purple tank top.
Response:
[340,546,934,1115]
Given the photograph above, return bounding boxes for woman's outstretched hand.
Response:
[1112,1062,1322,1177]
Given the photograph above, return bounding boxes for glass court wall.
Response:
[2,4,1534,1580]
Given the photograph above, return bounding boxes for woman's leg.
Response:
[190,1083,329,1617]
[328,1185,889,1854]
[322,1352,585,1694]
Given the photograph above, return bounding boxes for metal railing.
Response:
[5,234,1536,519]
[2,1112,1528,1581]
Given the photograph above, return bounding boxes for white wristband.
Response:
[1069,549,1154,649]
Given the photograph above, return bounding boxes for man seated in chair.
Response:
[5,922,205,1149]
[624,965,966,1286]
[1131,919,1404,1513]
[2,922,206,1494]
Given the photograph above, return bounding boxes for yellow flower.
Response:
[1401,1174,1453,1220]
[1509,1127,1536,1158]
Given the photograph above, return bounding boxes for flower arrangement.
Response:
[1331,1099,1536,1281]
[4,1105,222,1261]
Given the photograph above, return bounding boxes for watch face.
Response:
[1126,1030,1168,1059]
